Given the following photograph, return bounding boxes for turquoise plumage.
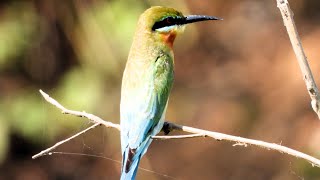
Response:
[120,6,221,180]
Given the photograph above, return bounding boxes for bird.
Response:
[120,6,221,180]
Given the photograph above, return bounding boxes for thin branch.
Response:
[277,0,320,118]
[32,123,100,159]
[152,133,206,139]
[157,123,320,167]
[39,90,120,130]
[34,90,320,168]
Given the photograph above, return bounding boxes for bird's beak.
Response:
[183,15,223,25]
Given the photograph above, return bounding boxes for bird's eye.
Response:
[165,17,174,24]
[152,16,182,31]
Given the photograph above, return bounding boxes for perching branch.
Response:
[277,0,320,118]
[33,90,320,168]
[39,90,120,130]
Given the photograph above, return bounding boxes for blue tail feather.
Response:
[120,146,143,180]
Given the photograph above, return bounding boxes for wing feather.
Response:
[120,54,173,173]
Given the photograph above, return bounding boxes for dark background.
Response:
[0,0,320,179]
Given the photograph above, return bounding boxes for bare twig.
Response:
[34,90,320,168]
[277,0,320,118]
[152,133,206,139]
[39,90,120,130]
[32,123,100,159]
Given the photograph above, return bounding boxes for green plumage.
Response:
[120,6,221,180]
[120,7,178,180]
[121,6,177,128]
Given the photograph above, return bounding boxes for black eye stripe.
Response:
[152,16,185,31]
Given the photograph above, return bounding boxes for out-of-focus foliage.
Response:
[0,3,38,68]
[1,0,320,179]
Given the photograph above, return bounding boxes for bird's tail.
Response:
[120,146,143,180]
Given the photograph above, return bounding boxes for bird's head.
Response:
[137,6,222,48]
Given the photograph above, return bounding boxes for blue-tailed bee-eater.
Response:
[120,6,221,180]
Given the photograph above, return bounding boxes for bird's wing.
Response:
[120,78,163,151]
[120,54,172,152]
[120,77,160,175]
[120,54,173,176]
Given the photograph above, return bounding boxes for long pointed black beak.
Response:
[183,15,223,25]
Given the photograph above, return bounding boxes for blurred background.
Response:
[0,0,320,179]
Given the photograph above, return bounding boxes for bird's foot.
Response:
[162,122,172,135]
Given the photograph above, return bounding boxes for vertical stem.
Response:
[277,0,320,118]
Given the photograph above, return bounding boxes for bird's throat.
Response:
[161,32,177,49]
